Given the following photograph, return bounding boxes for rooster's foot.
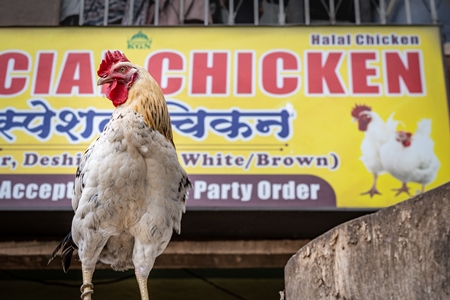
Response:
[80,283,94,300]
[392,183,411,196]
[360,187,381,197]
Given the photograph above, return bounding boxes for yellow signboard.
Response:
[0,26,449,210]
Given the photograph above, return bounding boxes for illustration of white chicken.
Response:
[380,119,440,196]
[351,104,398,197]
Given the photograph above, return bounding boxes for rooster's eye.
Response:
[119,67,126,72]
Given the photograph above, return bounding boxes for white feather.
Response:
[71,106,190,273]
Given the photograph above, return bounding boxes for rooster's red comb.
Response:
[97,51,130,77]
[351,104,371,118]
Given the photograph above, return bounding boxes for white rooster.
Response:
[48,51,191,300]
[380,119,440,196]
[351,104,398,197]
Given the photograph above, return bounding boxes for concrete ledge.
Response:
[284,182,450,299]
[0,239,309,269]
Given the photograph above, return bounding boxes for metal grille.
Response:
[78,0,440,26]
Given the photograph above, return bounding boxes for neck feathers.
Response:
[124,66,175,147]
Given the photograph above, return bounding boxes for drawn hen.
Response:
[351,104,398,197]
[380,119,440,196]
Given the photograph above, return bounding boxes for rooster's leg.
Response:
[133,240,157,300]
[360,174,381,197]
[392,182,411,196]
[80,267,94,300]
[421,185,426,194]
[135,269,149,300]
[78,234,108,300]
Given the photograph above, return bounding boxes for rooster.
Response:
[380,119,440,196]
[351,105,398,197]
[48,51,191,300]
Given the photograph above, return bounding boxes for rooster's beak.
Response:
[97,77,113,86]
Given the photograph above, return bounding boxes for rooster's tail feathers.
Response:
[385,112,399,135]
[416,119,432,137]
[47,232,78,273]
